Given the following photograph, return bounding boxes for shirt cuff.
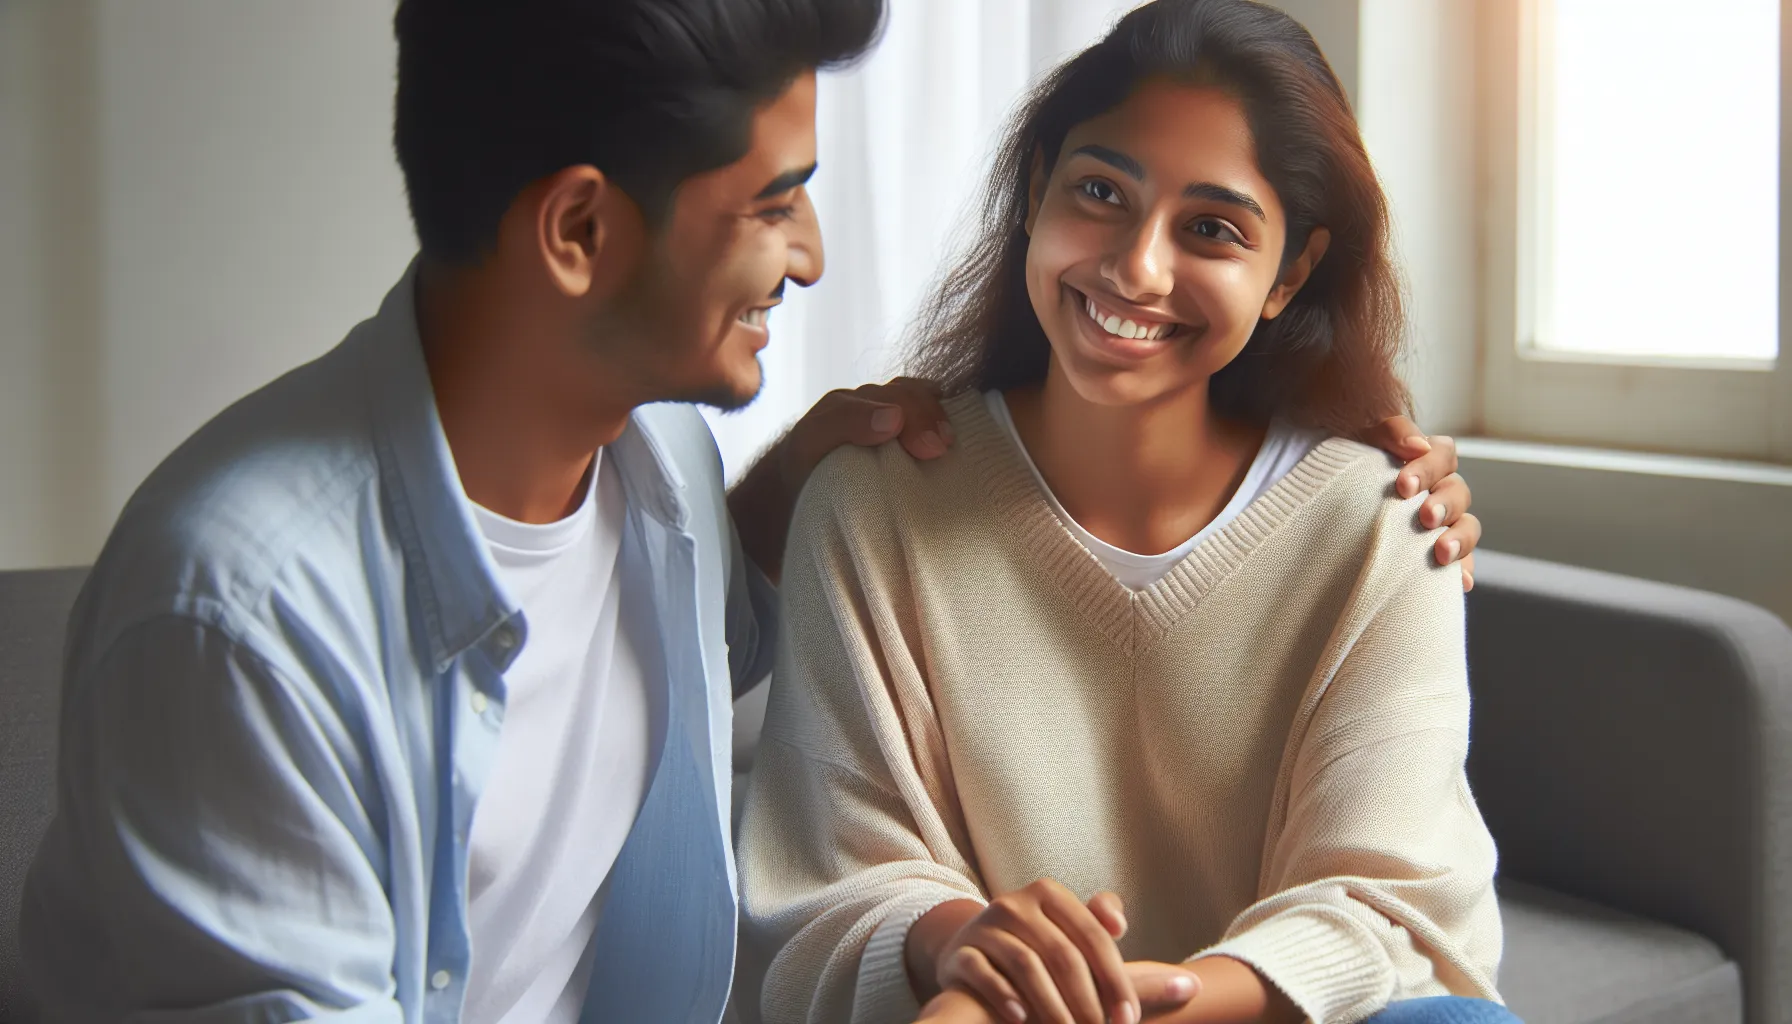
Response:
[1197,907,1393,1024]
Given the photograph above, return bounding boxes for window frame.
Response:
[1477,0,1792,463]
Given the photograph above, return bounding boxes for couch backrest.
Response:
[0,568,87,1024]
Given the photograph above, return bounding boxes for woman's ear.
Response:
[1261,225,1332,320]
[1024,147,1049,236]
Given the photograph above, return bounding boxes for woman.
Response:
[736,3,1513,1023]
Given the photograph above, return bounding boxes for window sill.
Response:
[1454,436,1792,626]
[1513,348,1777,374]
[1457,437,1792,488]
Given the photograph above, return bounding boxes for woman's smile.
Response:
[1064,284,1194,364]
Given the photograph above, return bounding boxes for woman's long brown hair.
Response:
[906,0,1409,434]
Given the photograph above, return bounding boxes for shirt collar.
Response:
[361,260,513,673]
[609,406,692,534]
[359,259,694,674]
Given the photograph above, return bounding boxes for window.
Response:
[1480,0,1792,461]
[1541,0,1778,362]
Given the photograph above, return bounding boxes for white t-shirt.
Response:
[985,390,1324,590]
[464,450,656,1024]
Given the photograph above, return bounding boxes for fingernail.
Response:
[1405,435,1432,453]
[1114,913,1128,936]
[1430,502,1446,524]
[1446,539,1462,561]
[1114,1003,1137,1024]
[1166,975,1195,999]
[1401,474,1419,496]
[1464,572,1476,591]
[920,430,945,453]
[1003,1000,1028,1023]
[871,407,901,433]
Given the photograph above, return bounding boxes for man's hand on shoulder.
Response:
[784,377,956,478]
[728,378,953,583]
[1358,415,1483,591]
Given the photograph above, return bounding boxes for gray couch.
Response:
[6,553,1791,1023]
[0,567,82,1024]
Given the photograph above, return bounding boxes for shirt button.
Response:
[431,969,452,991]
[493,625,518,651]
[470,691,489,715]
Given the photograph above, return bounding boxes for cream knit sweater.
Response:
[735,393,1502,1024]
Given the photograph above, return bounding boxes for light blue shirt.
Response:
[20,263,777,1023]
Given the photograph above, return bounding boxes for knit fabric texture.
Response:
[735,392,1503,1024]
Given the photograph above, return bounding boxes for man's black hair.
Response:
[394,0,885,264]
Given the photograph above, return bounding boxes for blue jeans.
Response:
[1362,997,1523,1023]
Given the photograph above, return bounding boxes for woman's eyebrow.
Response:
[1071,145,1268,223]
[1070,144,1145,181]
[1184,181,1266,222]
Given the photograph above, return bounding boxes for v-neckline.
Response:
[951,391,1366,659]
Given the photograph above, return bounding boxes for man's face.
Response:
[599,71,824,410]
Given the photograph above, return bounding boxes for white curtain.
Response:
[703,0,1144,480]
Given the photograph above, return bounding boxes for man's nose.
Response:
[784,190,824,287]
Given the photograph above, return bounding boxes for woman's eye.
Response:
[1078,180,1122,206]
[1192,218,1244,245]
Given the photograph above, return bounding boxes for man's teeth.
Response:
[1084,296,1174,341]
[739,308,768,328]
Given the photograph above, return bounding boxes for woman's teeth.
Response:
[739,308,768,328]
[1084,295,1175,341]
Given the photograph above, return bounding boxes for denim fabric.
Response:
[1365,997,1525,1024]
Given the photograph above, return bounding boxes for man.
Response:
[19,1,1480,1021]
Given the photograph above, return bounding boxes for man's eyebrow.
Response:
[1184,181,1267,222]
[755,163,818,200]
[1069,144,1145,181]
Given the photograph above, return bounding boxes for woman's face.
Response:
[1023,79,1325,409]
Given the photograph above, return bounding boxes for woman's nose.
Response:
[1102,218,1175,301]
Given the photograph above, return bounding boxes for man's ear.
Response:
[522,165,644,300]
[1024,147,1049,237]
[1261,225,1331,320]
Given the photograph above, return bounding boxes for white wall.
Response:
[0,0,416,569]
[1357,0,1480,434]
[0,0,52,570]
[94,1,417,515]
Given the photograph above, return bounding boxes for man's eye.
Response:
[1078,180,1122,206]
[1192,218,1244,245]
[760,205,797,223]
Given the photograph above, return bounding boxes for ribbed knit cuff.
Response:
[852,893,972,1024]
[1198,909,1392,1024]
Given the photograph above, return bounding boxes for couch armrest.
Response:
[1464,551,1792,1024]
